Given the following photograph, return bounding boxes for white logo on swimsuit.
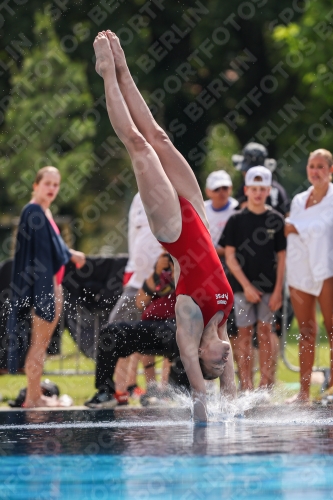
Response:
[216,293,228,305]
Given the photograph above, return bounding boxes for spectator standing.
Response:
[204,170,239,257]
[109,192,162,324]
[232,142,290,216]
[232,142,291,365]
[205,170,239,340]
[223,166,286,390]
[121,193,163,304]
[285,149,333,403]
[104,192,162,405]
[7,166,86,407]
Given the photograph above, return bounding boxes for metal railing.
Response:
[39,282,330,378]
[44,306,101,376]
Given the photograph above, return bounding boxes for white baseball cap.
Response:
[245,166,272,187]
[206,170,232,190]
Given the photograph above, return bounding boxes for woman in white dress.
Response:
[285,149,333,402]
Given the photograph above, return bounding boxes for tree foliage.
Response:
[0,11,95,216]
[1,1,333,252]
[1,1,305,178]
[271,1,333,193]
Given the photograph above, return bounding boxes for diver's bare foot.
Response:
[23,395,62,408]
[93,32,115,78]
[285,393,310,405]
[105,30,128,76]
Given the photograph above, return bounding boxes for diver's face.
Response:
[200,340,230,379]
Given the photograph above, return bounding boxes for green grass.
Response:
[0,332,97,407]
[0,315,331,406]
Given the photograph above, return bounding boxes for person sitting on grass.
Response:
[85,252,188,408]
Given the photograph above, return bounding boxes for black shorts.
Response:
[96,319,189,393]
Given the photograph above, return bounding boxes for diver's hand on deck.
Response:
[192,393,208,424]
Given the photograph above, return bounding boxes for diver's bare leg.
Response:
[93,32,181,242]
[106,31,208,226]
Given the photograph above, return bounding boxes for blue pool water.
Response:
[1,453,333,499]
[0,406,333,499]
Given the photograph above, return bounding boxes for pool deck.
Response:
[0,405,103,411]
[0,405,195,427]
[0,403,332,427]
[0,401,330,412]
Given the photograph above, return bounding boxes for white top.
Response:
[125,193,162,289]
[204,197,239,246]
[286,183,333,296]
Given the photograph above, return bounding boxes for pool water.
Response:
[0,406,333,499]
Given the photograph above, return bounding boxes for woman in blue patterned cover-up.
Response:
[8,166,86,408]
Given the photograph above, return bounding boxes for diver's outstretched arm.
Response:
[176,295,208,423]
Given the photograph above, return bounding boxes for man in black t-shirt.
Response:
[222,166,286,391]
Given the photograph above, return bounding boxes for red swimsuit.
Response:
[160,196,233,327]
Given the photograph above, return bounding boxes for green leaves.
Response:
[0,11,96,210]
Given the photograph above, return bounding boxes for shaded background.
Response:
[0,0,332,255]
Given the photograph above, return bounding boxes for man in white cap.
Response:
[204,170,239,257]
[205,170,239,340]
[222,166,286,391]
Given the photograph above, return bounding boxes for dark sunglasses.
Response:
[213,186,229,192]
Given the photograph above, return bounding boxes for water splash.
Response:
[159,382,333,425]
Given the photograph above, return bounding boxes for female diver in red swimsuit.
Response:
[93,31,237,422]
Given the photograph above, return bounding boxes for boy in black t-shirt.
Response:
[222,166,286,391]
